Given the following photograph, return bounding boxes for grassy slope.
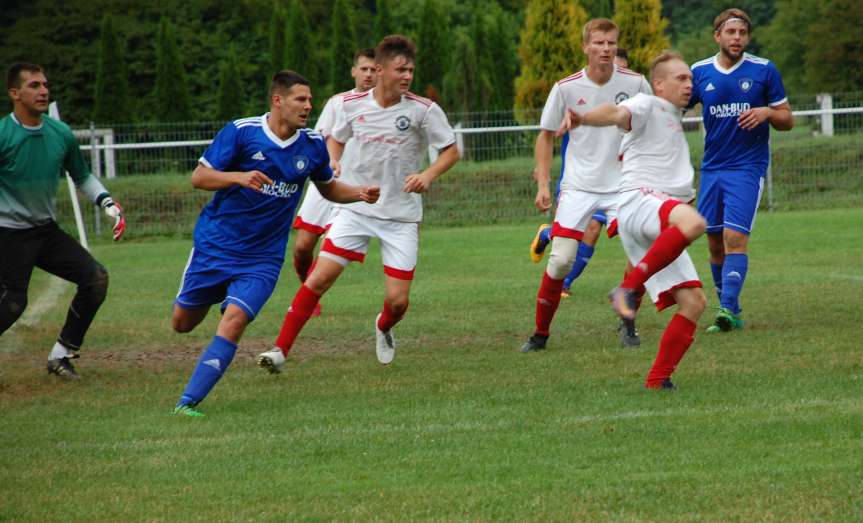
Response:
[1,209,861,521]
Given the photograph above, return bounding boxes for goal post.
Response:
[49,101,89,250]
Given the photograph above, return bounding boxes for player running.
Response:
[0,63,126,380]
[559,51,708,389]
[258,35,459,371]
[690,8,793,333]
[171,71,379,417]
[291,48,377,316]
[521,19,651,353]
[529,47,640,347]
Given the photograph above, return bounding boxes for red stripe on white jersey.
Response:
[616,67,642,77]
[558,71,584,85]
[405,92,432,106]
[343,91,371,103]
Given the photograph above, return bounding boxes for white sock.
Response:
[48,342,69,361]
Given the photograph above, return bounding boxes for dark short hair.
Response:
[269,70,309,97]
[714,8,752,33]
[354,48,375,64]
[6,62,44,90]
[616,48,629,60]
[375,35,416,65]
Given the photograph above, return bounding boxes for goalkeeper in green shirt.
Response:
[0,63,126,380]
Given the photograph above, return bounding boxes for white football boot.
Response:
[374,314,395,365]
[256,348,286,374]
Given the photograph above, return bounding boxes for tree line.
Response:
[1,0,859,125]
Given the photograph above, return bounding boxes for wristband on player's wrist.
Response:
[96,193,114,208]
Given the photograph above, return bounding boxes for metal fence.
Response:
[56,92,863,240]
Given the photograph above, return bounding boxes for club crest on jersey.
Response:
[293,155,309,173]
[395,115,411,131]
[615,92,630,104]
[739,78,753,92]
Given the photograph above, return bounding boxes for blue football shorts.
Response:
[697,169,765,236]
[174,248,280,321]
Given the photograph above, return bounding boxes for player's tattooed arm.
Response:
[738,102,793,131]
[191,163,274,191]
[403,143,460,194]
[532,130,554,212]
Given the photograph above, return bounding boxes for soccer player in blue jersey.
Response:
[171,70,380,417]
[689,8,793,333]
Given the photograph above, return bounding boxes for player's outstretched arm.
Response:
[403,143,460,194]
[561,105,632,132]
[316,180,380,204]
[190,163,274,191]
[532,130,554,212]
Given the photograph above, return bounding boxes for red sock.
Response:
[646,313,696,387]
[535,272,564,336]
[622,227,690,289]
[274,284,321,355]
[377,300,407,332]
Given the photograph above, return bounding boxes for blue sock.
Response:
[563,242,595,288]
[177,335,237,408]
[720,253,748,314]
[711,262,723,302]
[539,226,552,244]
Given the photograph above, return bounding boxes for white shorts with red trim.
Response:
[319,208,419,280]
[618,188,702,311]
[552,189,619,240]
[293,183,334,235]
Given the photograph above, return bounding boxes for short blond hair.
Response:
[582,18,618,44]
[649,50,686,83]
[713,8,752,33]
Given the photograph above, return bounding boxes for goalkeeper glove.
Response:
[100,197,126,241]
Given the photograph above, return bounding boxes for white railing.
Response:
[76,102,863,180]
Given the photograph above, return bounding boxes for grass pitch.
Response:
[1,209,861,521]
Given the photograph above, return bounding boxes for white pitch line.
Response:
[32,397,860,453]
[822,273,863,283]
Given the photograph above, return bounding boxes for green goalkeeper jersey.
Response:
[0,113,92,229]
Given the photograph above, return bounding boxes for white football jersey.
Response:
[316,89,355,136]
[315,89,359,185]
[618,93,695,200]
[331,88,455,222]
[540,66,652,193]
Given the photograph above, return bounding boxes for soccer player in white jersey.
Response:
[690,8,793,333]
[558,51,708,389]
[529,46,642,348]
[258,35,459,370]
[291,48,377,311]
[520,18,652,353]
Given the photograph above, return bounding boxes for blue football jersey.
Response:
[194,114,333,260]
[690,53,787,174]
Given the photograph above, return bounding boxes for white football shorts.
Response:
[319,208,419,280]
[617,188,701,311]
